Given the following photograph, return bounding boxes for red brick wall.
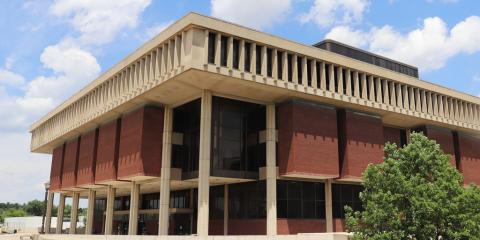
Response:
[339,111,384,180]
[278,102,339,178]
[143,220,158,235]
[117,106,163,179]
[76,130,98,187]
[429,128,456,167]
[61,138,80,189]
[228,219,266,235]
[95,119,121,183]
[383,126,403,146]
[333,218,346,232]
[277,219,326,234]
[50,144,65,191]
[458,133,480,185]
[209,219,224,235]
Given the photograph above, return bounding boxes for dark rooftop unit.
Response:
[314,39,419,78]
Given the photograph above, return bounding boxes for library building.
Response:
[30,13,480,237]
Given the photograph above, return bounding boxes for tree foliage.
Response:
[346,132,480,240]
[0,200,45,223]
[25,200,45,216]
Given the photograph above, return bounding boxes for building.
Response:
[30,13,480,237]
[2,216,83,234]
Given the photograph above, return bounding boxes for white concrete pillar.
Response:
[223,184,229,235]
[44,191,54,234]
[56,193,66,234]
[104,186,115,235]
[85,189,96,235]
[128,182,140,235]
[197,90,212,238]
[266,104,277,236]
[70,192,80,234]
[325,179,333,232]
[159,106,173,235]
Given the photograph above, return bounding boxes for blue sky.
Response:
[0,0,479,203]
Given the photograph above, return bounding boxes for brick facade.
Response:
[95,119,121,184]
[278,101,339,178]
[49,144,65,191]
[117,106,164,180]
[457,133,480,185]
[383,126,405,147]
[228,219,266,235]
[277,219,326,234]
[76,130,98,187]
[61,138,80,190]
[338,110,384,180]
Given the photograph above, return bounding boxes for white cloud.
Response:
[0,0,153,203]
[0,131,50,203]
[0,40,99,131]
[325,16,480,72]
[26,39,101,101]
[300,0,370,28]
[50,0,151,45]
[211,0,292,30]
[0,69,26,88]
[144,21,174,40]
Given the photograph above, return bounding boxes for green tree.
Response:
[346,132,480,240]
[25,200,45,216]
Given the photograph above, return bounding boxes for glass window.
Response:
[209,185,224,219]
[276,180,326,219]
[172,99,200,174]
[141,193,159,210]
[228,181,266,219]
[211,96,266,176]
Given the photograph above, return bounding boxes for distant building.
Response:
[30,13,480,237]
[3,216,84,234]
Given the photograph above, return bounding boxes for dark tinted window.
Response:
[172,99,201,174]
[209,185,224,219]
[211,97,266,176]
[277,180,326,219]
[332,184,363,218]
[229,181,266,219]
[208,32,216,64]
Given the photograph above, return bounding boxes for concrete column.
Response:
[325,179,333,232]
[128,182,140,235]
[70,192,80,234]
[223,184,229,235]
[44,191,54,234]
[266,104,277,236]
[406,129,412,144]
[56,193,65,234]
[197,90,212,238]
[159,106,173,235]
[104,186,115,235]
[85,189,96,234]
